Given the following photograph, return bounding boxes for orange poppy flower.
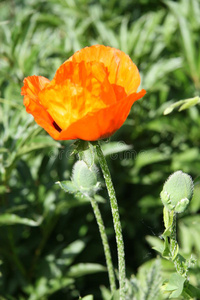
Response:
[21,45,146,141]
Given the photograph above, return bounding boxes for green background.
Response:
[0,0,200,299]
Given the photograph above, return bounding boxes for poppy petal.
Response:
[21,76,61,139]
[67,45,141,94]
[38,61,116,130]
[57,89,146,141]
[21,76,50,101]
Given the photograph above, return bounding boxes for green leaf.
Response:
[119,17,129,53]
[163,207,173,230]
[164,0,198,77]
[162,237,171,258]
[146,236,164,255]
[18,136,61,156]
[0,214,42,226]
[179,215,200,253]
[79,296,94,300]
[164,96,200,115]
[26,277,74,300]
[179,96,200,111]
[164,273,186,298]
[57,240,85,267]
[135,149,170,168]
[94,21,118,48]
[164,99,186,115]
[56,180,78,194]
[66,263,106,278]
[94,194,106,203]
[184,283,200,299]
[100,286,112,300]
[143,57,182,90]
[101,141,132,157]
[110,290,120,300]
[190,180,200,213]
[138,259,162,300]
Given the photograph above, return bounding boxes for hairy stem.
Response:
[170,211,185,275]
[89,196,116,293]
[95,141,126,299]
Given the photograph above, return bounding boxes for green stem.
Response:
[89,196,116,293]
[8,227,26,277]
[94,141,126,299]
[170,211,185,275]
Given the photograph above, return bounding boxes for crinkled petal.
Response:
[38,61,116,130]
[21,76,61,139]
[21,76,50,101]
[56,89,146,141]
[67,45,141,95]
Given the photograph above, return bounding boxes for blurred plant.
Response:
[1,0,200,299]
[0,99,108,299]
[164,96,200,115]
[125,259,162,300]
[147,171,200,299]
[164,0,200,92]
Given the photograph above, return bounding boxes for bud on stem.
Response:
[161,171,194,278]
[160,171,193,213]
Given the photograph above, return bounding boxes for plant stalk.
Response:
[89,196,116,293]
[94,141,126,299]
[170,211,185,275]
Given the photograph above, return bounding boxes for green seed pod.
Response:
[72,160,100,196]
[160,171,193,213]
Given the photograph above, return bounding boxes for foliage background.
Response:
[0,0,200,299]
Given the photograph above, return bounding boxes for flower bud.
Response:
[160,171,193,213]
[72,160,100,196]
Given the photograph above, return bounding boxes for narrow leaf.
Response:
[66,263,106,278]
[0,214,42,226]
[56,180,78,194]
